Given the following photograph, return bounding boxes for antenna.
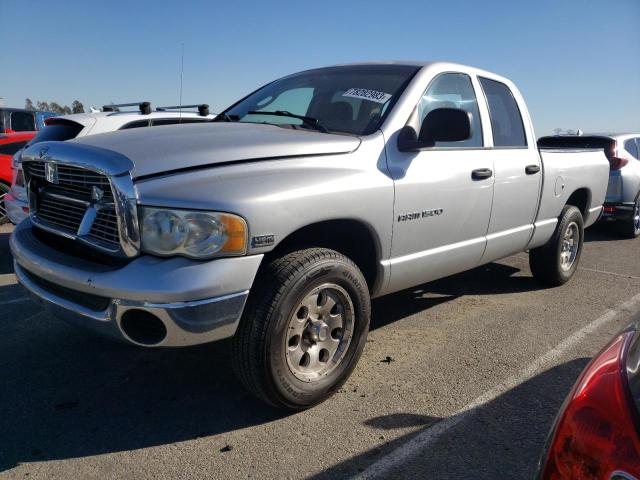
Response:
[179,43,184,118]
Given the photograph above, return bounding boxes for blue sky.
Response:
[1,0,638,135]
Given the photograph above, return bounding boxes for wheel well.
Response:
[566,188,590,216]
[268,220,380,292]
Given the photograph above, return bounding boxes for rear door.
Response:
[386,72,495,293]
[478,77,542,262]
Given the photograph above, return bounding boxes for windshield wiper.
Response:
[246,110,328,133]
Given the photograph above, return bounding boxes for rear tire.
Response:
[231,248,370,410]
[618,194,640,239]
[530,206,584,286]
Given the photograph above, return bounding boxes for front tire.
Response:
[530,206,584,286]
[232,248,371,410]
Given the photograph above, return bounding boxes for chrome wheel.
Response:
[0,183,9,224]
[633,198,640,235]
[560,221,580,271]
[285,283,354,382]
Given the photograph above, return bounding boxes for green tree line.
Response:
[24,98,85,114]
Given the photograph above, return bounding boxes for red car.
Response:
[0,132,36,223]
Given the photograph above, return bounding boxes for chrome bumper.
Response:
[11,220,263,347]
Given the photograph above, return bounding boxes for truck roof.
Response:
[316,60,514,86]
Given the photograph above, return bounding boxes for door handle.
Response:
[471,168,493,180]
[525,165,541,175]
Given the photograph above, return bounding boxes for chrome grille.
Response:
[88,209,120,245]
[23,161,121,252]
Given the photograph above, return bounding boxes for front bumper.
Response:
[11,219,263,347]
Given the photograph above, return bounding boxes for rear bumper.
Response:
[11,219,263,347]
[601,202,635,221]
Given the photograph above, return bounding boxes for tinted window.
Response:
[624,138,639,159]
[220,64,420,136]
[120,120,150,129]
[10,112,36,132]
[30,121,84,144]
[479,77,527,147]
[417,73,483,148]
[0,140,28,156]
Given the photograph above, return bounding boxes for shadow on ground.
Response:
[311,358,589,479]
[0,259,546,471]
[584,222,627,243]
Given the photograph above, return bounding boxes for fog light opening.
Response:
[120,310,167,346]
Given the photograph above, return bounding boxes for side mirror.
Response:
[398,108,472,151]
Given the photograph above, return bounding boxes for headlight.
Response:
[139,207,248,259]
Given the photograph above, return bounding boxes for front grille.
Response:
[37,195,86,232]
[23,161,121,252]
[88,209,120,245]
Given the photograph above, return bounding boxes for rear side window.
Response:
[624,139,639,159]
[417,73,483,148]
[0,140,29,156]
[120,120,150,129]
[479,78,527,147]
[10,112,36,132]
[30,121,84,144]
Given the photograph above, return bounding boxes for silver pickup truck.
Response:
[11,62,609,409]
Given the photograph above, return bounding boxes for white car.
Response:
[538,133,640,237]
[6,102,215,224]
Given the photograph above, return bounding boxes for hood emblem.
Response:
[91,186,104,202]
[38,146,49,159]
[45,162,59,184]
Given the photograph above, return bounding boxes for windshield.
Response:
[218,64,420,136]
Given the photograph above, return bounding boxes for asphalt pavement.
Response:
[0,222,638,479]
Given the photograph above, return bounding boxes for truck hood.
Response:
[69,122,361,178]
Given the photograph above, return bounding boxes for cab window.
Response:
[417,73,483,148]
[479,77,527,147]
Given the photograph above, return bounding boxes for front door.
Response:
[386,72,495,294]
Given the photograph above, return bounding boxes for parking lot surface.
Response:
[0,223,638,479]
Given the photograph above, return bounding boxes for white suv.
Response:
[6,103,215,224]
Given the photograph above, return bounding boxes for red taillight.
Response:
[610,157,629,171]
[603,206,616,213]
[608,144,629,171]
[541,332,640,479]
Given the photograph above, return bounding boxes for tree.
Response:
[36,101,50,112]
[25,98,35,111]
[71,100,85,114]
[48,102,65,113]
